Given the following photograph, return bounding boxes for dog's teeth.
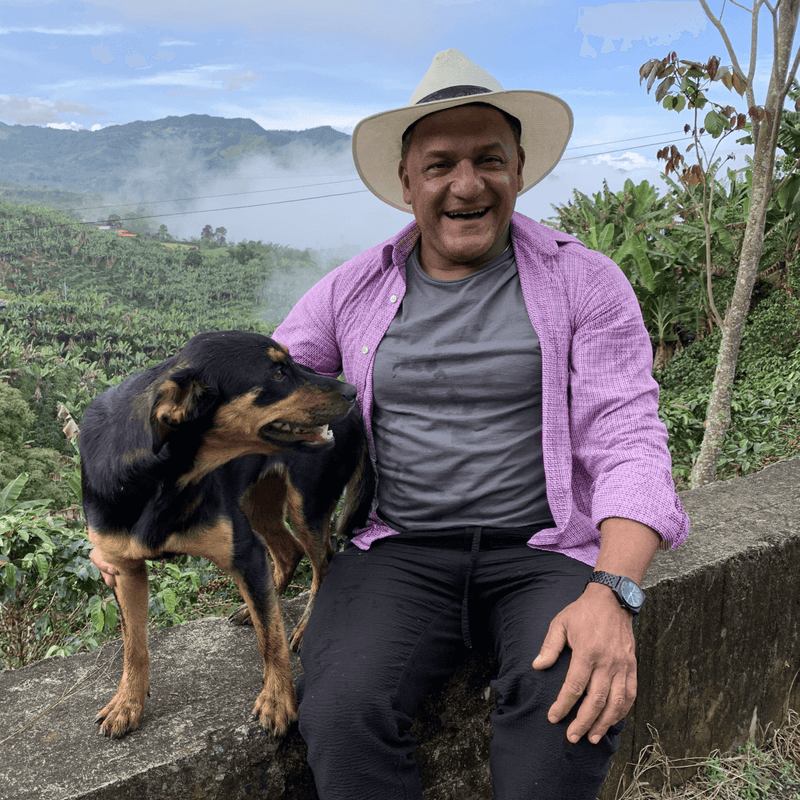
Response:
[320,425,332,440]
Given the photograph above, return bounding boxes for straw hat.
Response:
[352,49,573,212]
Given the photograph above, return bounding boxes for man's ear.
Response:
[149,375,218,453]
[516,146,526,193]
[399,160,413,206]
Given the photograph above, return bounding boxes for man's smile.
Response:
[443,207,490,220]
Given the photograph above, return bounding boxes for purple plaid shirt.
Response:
[274,212,689,566]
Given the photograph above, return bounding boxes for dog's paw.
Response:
[252,689,299,737]
[228,603,253,626]
[95,693,145,739]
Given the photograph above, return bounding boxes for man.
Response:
[92,50,689,799]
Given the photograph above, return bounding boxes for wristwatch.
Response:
[586,571,646,616]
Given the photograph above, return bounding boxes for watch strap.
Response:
[586,570,645,615]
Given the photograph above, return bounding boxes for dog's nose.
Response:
[341,382,357,402]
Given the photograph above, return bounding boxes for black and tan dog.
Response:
[80,331,373,739]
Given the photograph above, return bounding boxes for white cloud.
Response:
[0,94,104,124]
[218,97,379,134]
[0,23,124,35]
[46,121,83,130]
[576,1,707,58]
[84,0,452,45]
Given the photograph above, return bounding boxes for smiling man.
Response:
[271,49,690,800]
[89,49,690,800]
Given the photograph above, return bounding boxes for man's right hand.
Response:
[87,529,118,588]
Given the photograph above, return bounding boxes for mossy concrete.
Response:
[1,457,799,799]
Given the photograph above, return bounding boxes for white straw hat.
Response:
[352,49,573,212]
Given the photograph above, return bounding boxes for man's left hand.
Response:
[532,583,636,744]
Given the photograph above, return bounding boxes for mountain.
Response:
[0,114,352,196]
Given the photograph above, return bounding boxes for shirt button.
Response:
[361,346,369,354]
[390,295,398,303]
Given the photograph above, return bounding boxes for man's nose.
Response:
[449,161,484,197]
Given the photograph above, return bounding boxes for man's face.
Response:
[398,104,525,279]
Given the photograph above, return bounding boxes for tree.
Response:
[645,0,800,488]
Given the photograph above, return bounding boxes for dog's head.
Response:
[147,332,355,462]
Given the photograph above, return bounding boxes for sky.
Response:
[0,0,784,253]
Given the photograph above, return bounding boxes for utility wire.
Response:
[82,189,371,226]
[72,178,363,212]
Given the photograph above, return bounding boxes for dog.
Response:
[80,330,373,739]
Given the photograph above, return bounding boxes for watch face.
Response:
[620,578,644,608]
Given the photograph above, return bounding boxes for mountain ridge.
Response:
[0,114,352,195]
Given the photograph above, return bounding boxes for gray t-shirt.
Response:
[371,244,554,531]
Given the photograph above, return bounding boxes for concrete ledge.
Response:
[1,457,799,799]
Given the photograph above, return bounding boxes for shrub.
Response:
[0,382,71,509]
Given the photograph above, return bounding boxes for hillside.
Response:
[0,114,352,195]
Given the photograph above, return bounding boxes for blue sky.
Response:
[0,0,779,250]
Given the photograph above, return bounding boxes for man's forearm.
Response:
[593,516,661,585]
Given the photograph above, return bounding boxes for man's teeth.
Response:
[445,208,488,219]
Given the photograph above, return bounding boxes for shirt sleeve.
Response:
[272,270,343,378]
[566,246,689,549]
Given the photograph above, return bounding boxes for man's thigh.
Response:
[471,547,620,800]
[298,538,468,718]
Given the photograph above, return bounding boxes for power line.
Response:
[83,189,371,226]
[561,136,695,161]
[72,178,363,212]
[565,130,688,151]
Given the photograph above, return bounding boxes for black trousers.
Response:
[297,528,623,800]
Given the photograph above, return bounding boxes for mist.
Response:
[102,127,750,323]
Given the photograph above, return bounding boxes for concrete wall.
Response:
[1,457,799,800]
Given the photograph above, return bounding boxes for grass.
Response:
[615,711,800,800]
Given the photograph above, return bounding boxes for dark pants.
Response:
[297,528,623,800]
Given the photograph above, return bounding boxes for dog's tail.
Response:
[335,437,375,539]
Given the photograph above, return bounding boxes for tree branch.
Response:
[699,0,750,83]
[782,44,800,94]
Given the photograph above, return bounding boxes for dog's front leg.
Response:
[96,561,151,738]
[232,544,298,736]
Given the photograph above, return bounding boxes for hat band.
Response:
[416,84,491,104]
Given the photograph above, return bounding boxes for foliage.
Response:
[0,382,71,508]
[657,331,800,487]
[0,199,325,325]
[0,473,257,669]
[0,475,113,668]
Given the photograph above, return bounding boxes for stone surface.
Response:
[1,457,799,800]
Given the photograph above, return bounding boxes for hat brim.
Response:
[352,89,573,212]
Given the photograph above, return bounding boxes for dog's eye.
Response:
[273,368,284,381]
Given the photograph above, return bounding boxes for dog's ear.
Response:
[150,375,219,453]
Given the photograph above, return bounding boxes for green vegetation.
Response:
[549,121,800,487]
[0,198,336,669]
